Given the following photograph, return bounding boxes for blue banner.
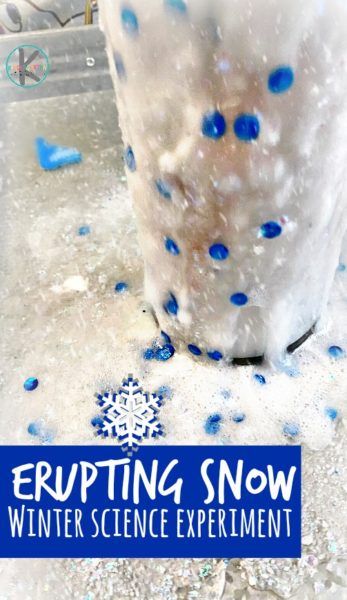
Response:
[0,445,301,558]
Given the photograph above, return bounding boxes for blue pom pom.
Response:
[233,114,260,142]
[268,66,294,94]
[205,413,222,435]
[24,377,39,391]
[202,110,227,140]
[155,178,172,199]
[163,292,179,316]
[232,412,246,423]
[165,237,180,255]
[230,292,248,307]
[121,7,139,35]
[209,243,229,261]
[78,225,90,236]
[124,146,136,171]
[165,0,187,12]
[325,407,338,421]
[328,345,345,359]
[35,137,82,170]
[114,281,128,293]
[114,52,126,80]
[143,348,155,360]
[283,423,300,438]
[207,350,223,361]
[260,221,282,239]
[155,344,175,361]
[253,373,266,385]
[188,344,202,356]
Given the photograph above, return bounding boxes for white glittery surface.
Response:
[0,90,346,599]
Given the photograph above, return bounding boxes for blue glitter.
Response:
[114,281,128,293]
[201,110,227,140]
[283,423,300,438]
[161,330,171,344]
[232,412,246,423]
[24,377,39,391]
[205,413,222,435]
[163,292,179,316]
[207,350,223,361]
[188,344,202,356]
[156,178,172,200]
[209,243,229,261]
[328,345,345,359]
[165,0,187,12]
[337,263,346,272]
[27,422,40,436]
[253,373,266,385]
[165,237,180,255]
[155,344,175,361]
[220,389,232,400]
[156,385,173,399]
[91,415,104,428]
[78,225,90,236]
[121,7,139,35]
[233,114,260,142]
[114,52,126,80]
[260,221,282,239]
[230,292,248,307]
[124,145,136,171]
[268,66,294,94]
[325,407,338,421]
[143,348,155,360]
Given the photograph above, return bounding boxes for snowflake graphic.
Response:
[94,375,164,456]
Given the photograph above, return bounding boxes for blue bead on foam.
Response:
[207,350,223,361]
[165,237,180,255]
[254,373,266,385]
[188,344,202,356]
[115,281,128,293]
[163,292,179,316]
[205,413,222,435]
[209,243,229,261]
[202,110,227,140]
[232,412,246,423]
[121,7,139,35]
[260,221,282,239]
[233,114,260,142]
[24,377,39,391]
[230,293,248,307]
[124,146,136,172]
[268,66,294,94]
[325,407,338,421]
[328,345,345,359]
[156,179,172,200]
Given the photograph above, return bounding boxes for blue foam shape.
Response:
[35,137,82,170]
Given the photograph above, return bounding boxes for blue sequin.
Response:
[115,281,128,293]
[155,344,175,361]
[163,292,179,316]
[124,145,136,171]
[325,407,338,421]
[253,373,266,385]
[91,415,104,428]
[143,348,155,360]
[114,52,126,80]
[24,377,39,391]
[207,350,223,361]
[233,113,260,142]
[268,66,294,94]
[230,292,248,307]
[260,221,282,239]
[165,0,187,12]
[27,422,40,436]
[121,7,139,35]
[283,423,300,438]
[188,344,202,356]
[220,389,232,400]
[161,330,171,344]
[328,345,345,359]
[156,178,172,200]
[202,110,227,140]
[232,412,246,423]
[209,243,229,261]
[165,237,180,255]
[78,225,90,236]
[205,413,222,435]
